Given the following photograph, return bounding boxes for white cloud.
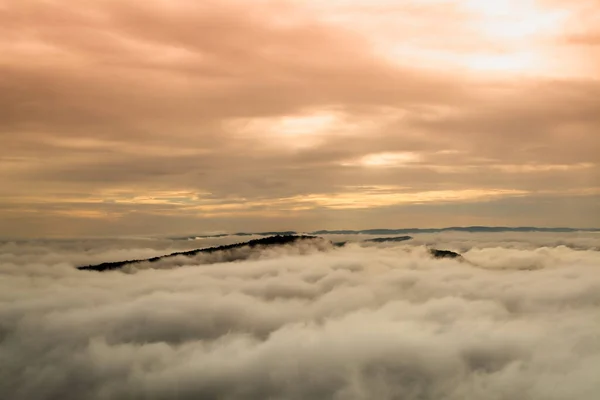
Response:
[1,232,600,399]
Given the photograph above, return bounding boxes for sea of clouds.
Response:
[1,232,600,400]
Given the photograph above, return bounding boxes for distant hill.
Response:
[79,235,319,272]
[169,226,599,240]
[311,227,600,235]
[169,231,298,240]
[78,234,468,273]
[365,236,413,243]
[429,249,462,259]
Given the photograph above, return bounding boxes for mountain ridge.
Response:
[170,226,600,240]
[78,234,467,272]
[78,235,320,272]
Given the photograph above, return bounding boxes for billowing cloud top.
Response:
[2,232,600,399]
[1,0,599,237]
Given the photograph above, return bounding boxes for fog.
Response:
[1,232,600,399]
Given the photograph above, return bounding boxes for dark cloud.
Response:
[0,0,599,236]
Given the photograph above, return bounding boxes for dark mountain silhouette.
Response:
[169,233,230,240]
[256,231,298,236]
[78,234,464,273]
[78,235,319,272]
[312,226,600,235]
[365,236,413,243]
[169,231,298,240]
[429,249,462,259]
[168,227,599,241]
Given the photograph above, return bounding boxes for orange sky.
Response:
[0,0,599,237]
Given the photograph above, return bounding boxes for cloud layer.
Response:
[2,232,600,399]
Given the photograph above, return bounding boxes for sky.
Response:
[1,0,599,237]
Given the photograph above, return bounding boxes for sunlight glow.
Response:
[464,52,540,73]
[343,152,422,168]
[459,0,567,73]
[374,0,571,75]
[227,112,343,149]
[294,189,529,209]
